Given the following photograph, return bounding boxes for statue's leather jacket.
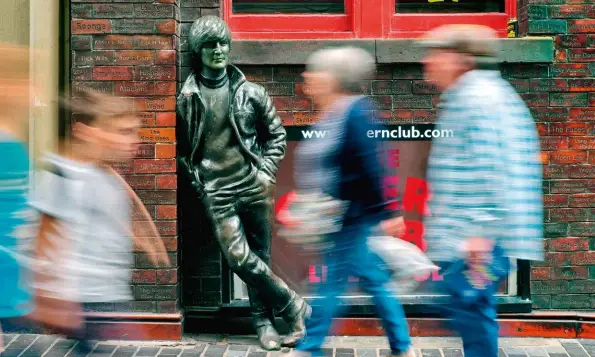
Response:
[177,64,287,192]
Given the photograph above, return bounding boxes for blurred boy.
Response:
[0,43,37,354]
[31,91,169,354]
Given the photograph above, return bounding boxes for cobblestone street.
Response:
[1,335,593,357]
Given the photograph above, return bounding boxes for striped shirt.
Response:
[424,70,544,263]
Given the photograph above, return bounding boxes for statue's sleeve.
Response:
[257,87,287,177]
[176,95,194,186]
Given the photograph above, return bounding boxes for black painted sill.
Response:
[229,37,554,65]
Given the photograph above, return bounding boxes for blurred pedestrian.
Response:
[289,47,414,357]
[0,43,37,354]
[30,91,170,354]
[419,25,544,357]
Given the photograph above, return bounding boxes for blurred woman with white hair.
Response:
[285,47,414,357]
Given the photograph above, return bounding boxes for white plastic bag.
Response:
[367,235,440,294]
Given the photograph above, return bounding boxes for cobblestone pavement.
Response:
[1,334,594,357]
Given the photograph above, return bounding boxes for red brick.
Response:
[112,161,133,175]
[136,143,155,158]
[568,165,595,178]
[550,122,587,136]
[72,36,92,50]
[156,205,176,220]
[273,97,312,111]
[132,270,156,284]
[131,205,156,221]
[537,123,548,136]
[568,20,595,34]
[135,66,176,81]
[568,193,595,207]
[112,19,155,34]
[156,269,177,285]
[544,194,569,207]
[551,180,588,193]
[569,79,595,92]
[135,97,176,111]
[156,144,175,159]
[161,237,177,252]
[136,112,156,127]
[555,49,568,63]
[551,63,590,77]
[72,4,92,18]
[156,175,176,189]
[550,208,590,221]
[372,96,394,110]
[73,51,114,66]
[72,67,93,81]
[531,267,551,280]
[94,35,136,50]
[135,159,176,174]
[569,138,595,150]
[134,4,174,18]
[291,112,318,126]
[571,251,595,265]
[156,19,176,34]
[136,191,176,205]
[278,112,293,126]
[590,152,595,165]
[115,81,155,96]
[569,222,595,236]
[550,150,587,164]
[520,93,549,107]
[156,50,176,65]
[545,252,574,267]
[551,93,588,107]
[541,152,550,165]
[544,166,569,179]
[93,4,134,18]
[156,221,176,236]
[72,81,114,96]
[570,108,595,121]
[531,108,568,122]
[154,81,176,95]
[530,79,569,92]
[134,35,174,50]
[549,237,589,251]
[139,128,175,143]
[124,175,156,190]
[114,50,155,65]
[508,79,529,92]
[556,34,588,48]
[156,112,175,127]
[71,20,111,34]
[550,5,586,19]
[93,66,133,81]
[412,109,437,124]
[540,137,569,151]
[552,266,589,280]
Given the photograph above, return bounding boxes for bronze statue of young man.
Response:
[177,16,310,350]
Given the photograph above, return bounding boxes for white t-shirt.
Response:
[30,154,133,303]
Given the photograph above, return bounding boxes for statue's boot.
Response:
[253,311,281,351]
[280,297,312,347]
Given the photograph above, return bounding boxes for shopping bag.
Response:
[367,235,440,294]
[276,190,349,251]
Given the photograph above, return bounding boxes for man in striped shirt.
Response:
[419,25,544,357]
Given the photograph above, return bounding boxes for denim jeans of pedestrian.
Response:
[295,225,411,356]
[440,245,511,357]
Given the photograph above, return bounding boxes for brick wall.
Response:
[522,0,595,310]
[70,0,180,313]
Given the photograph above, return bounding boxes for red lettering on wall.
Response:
[309,265,327,283]
[403,177,430,216]
[387,149,400,168]
[383,175,399,210]
[401,220,427,252]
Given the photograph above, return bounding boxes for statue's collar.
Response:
[181,64,246,96]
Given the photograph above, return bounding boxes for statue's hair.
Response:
[188,16,232,70]
[306,46,375,94]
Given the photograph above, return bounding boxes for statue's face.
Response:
[201,40,230,70]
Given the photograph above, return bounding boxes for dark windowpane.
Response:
[396,0,504,14]
[232,0,345,14]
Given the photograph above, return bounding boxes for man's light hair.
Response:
[306,46,375,94]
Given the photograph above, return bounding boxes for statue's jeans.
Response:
[199,167,298,323]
